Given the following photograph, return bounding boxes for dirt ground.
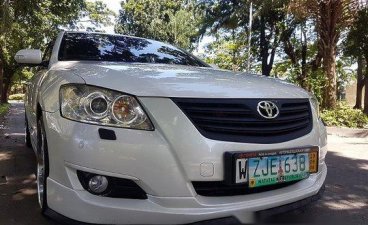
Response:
[0,102,367,225]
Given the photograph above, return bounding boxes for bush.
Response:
[8,93,25,101]
[0,103,10,117]
[321,102,368,128]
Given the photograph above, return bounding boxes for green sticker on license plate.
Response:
[248,153,310,188]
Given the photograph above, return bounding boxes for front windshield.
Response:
[58,32,208,67]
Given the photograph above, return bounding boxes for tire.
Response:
[37,115,49,213]
[25,115,32,148]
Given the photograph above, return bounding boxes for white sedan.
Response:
[16,31,327,224]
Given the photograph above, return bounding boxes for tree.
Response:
[255,0,290,76]
[280,19,316,89]
[353,57,365,109]
[0,0,85,103]
[345,6,368,114]
[71,0,115,32]
[346,7,368,112]
[198,0,290,76]
[202,31,247,71]
[316,0,345,109]
[0,0,113,103]
[288,0,360,109]
[85,1,115,28]
[115,0,202,50]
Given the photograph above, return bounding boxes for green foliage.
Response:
[273,55,354,105]
[198,0,290,76]
[0,0,86,102]
[166,9,201,49]
[0,103,10,116]
[344,8,368,59]
[203,31,247,70]
[12,68,34,82]
[0,0,115,103]
[115,0,202,50]
[307,69,325,104]
[72,1,115,32]
[321,102,368,128]
[272,58,325,101]
[86,1,115,26]
[8,93,24,101]
[116,0,181,38]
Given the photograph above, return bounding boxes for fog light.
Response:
[77,171,147,199]
[88,175,109,194]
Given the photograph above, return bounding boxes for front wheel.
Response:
[37,116,49,213]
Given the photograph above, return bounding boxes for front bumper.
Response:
[43,97,328,224]
[46,165,326,224]
[44,184,325,225]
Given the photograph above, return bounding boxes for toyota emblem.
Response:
[257,101,279,119]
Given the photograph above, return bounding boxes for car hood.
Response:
[52,61,310,99]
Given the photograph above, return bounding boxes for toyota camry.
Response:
[15,31,327,224]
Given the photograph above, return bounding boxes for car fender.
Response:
[38,69,85,113]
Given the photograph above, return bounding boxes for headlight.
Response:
[310,95,320,118]
[60,84,154,130]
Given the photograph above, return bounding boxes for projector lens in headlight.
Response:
[83,92,109,119]
[90,96,108,114]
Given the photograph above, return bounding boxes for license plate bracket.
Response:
[224,147,319,187]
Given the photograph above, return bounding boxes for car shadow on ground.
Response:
[263,151,368,224]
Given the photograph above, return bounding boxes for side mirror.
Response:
[210,64,220,69]
[15,49,42,65]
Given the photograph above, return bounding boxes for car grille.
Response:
[172,98,313,144]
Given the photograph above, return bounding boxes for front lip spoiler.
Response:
[43,209,240,225]
[43,184,325,225]
[255,183,325,220]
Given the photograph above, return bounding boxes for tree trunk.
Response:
[281,25,309,89]
[260,16,269,76]
[1,67,14,104]
[259,20,276,76]
[0,61,3,103]
[1,78,9,103]
[363,60,368,114]
[317,0,343,109]
[322,45,337,109]
[354,56,364,109]
[299,23,308,89]
[231,28,236,65]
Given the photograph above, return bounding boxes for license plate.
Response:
[228,147,319,188]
